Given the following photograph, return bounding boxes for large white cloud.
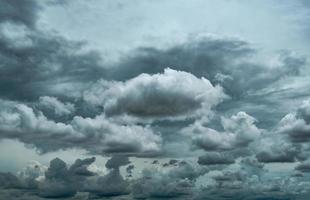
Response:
[84,68,227,120]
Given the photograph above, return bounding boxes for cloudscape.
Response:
[1,0,310,199]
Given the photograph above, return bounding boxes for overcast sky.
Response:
[1,0,310,199]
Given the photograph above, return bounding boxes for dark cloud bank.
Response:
[1,0,310,199]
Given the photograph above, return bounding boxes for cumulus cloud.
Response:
[39,157,95,198]
[132,162,207,199]
[278,98,310,143]
[182,112,261,151]
[38,96,75,117]
[0,156,131,199]
[0,100,162,156]
[84,68,227,120]
[256,141,301,163]
[295,161,310,173]
[84,156,130,197]
[18,160,46,180]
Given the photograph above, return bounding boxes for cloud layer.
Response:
[1,0,310,199]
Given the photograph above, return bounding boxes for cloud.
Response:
[278,99,310,143]
[132,162,207,199]
[256,142,301,163]
[39,157,95,198]
[85,68,227,120]
[0,156,131,199]
[0,100,162,156]
[0,8,105,102]
[84,156,130,197]
[295,161,310,173]
[105,155,130,170]
[0,172,23,189]
[0,0,40,28]
[38,96,75,117]
[18,160,46,180]
[182,112,261,151]
[198,152,235,165]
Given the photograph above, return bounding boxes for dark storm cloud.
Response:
[278,99,310,143]
[110,38,306,99]
[110,37,254,83]
[0,156,131,199]
[198,152,235,165]
[0,0,40,28]
[126,164,134,175]
[295,161,310,173]
[0,30,105,101]
[84,155,130,197]
[2,1,310,199]
[39,157,96,198]
[0,0,106,103]
[105,155,130,169]
[0,172,23,189]
[256,144,300,163]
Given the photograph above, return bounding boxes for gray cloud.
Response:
[85,68,227,120]
[132,162,207,199]
[198,152,235,165]
[182,112,261,151]
[256,142,301,163]
[84,156,130,197]
[0,100,162,156]
[278,99,310,143]
[0,0,40,28]
[1,1,310,199]
[39,157,95,198]
[295,161,310,173]
[37,96,75,118]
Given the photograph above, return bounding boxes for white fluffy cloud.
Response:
[84,68,227,120]
[182,112,261,151]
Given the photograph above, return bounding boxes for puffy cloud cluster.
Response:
[85,68,227,120]
[192,158,310,200]
[0,100,162,156]
[182,112,261,152]
[132,161,207,199]
[84,156,130,197]
[253,98,310,164]
[278,99,310,143]
[38,96,75,117]
[0,156,131,199]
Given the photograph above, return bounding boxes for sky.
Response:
[1,0,310,199]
